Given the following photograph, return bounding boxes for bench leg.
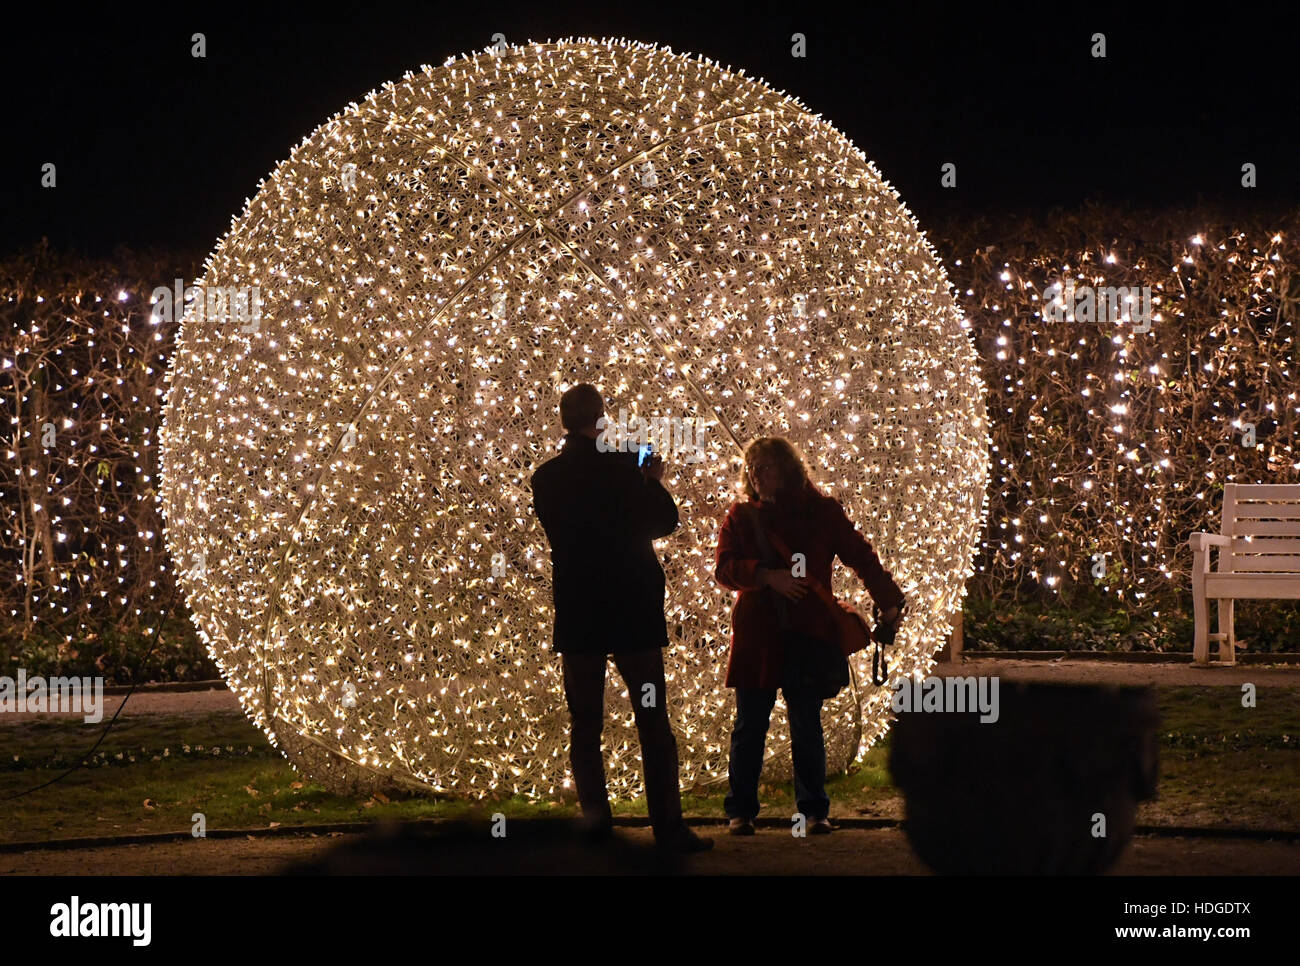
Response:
[1217,598,1236,665]
[1192,575,1210,664]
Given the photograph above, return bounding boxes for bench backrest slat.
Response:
[1229,537,1300,553]
[1230,519,1300,537]
[1230,483,1300,500]
[1226,555,1300,572]
[1231,503,1300,520]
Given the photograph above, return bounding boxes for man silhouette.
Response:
[531,384,713,853]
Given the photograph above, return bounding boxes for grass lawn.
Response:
[1,687,1295,845]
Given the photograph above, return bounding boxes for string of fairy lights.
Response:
[155,36,991,798]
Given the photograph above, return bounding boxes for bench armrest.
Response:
[1189,532,1231,552]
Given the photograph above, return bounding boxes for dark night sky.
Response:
[4,1,1298,259]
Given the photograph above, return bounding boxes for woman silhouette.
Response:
[714,437,904,834]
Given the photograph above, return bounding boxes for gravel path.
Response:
[3,827,1296,875]
[942,657,1300,687]
[5,658,1295,724]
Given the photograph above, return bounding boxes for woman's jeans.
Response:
[725,685,829,821]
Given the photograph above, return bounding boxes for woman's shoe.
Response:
[808,817,836,834]
[728,817,756,835]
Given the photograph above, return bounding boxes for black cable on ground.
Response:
[2,586,183,802]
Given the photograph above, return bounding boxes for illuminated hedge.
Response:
[942,214,1300,614]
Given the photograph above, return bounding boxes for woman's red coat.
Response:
[714,483,905,690]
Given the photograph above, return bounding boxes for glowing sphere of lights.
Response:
[159,37,990,799]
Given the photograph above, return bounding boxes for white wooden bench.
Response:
[1190,483,1300,664]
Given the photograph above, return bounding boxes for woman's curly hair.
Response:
[740,436,816,501]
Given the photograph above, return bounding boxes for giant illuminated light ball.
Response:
[160,37,990,798]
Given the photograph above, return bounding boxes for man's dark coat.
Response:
[531,432,679,654]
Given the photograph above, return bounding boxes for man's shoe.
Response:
[808,817,837,835]
[656,824,715,853]
[728,817,756,835]
[575,815,615,844]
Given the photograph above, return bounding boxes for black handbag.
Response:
[782,630,851,700]
[748,507,850,700]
